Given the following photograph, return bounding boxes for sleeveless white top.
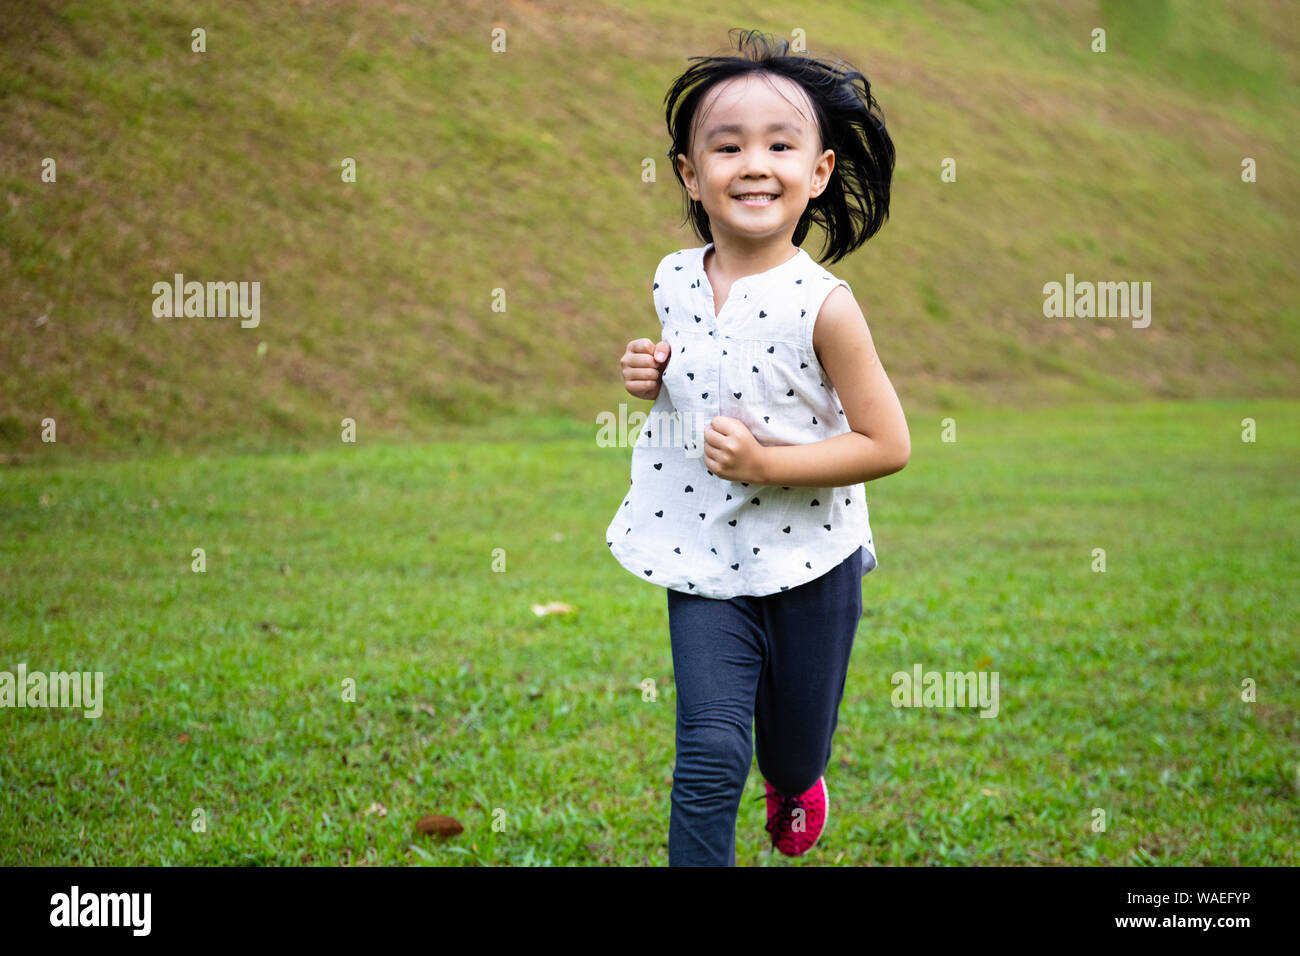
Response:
[605,241,878,599]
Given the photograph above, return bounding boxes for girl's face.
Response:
[676,73,834,248]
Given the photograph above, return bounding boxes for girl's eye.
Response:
[719,143,793,153]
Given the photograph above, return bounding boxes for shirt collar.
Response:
[699,242,807,290]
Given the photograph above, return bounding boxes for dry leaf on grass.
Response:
[531,601,574,616]
[415,814,463,837]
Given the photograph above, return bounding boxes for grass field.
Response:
[2,399,1297,865]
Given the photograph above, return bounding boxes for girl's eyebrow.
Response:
[704,120,804,139]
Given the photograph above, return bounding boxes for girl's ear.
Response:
[814,148,836,194]
[676,154,698,195]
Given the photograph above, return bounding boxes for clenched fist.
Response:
[621,337,672,400]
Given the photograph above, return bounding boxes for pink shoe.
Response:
[759,776,829,856]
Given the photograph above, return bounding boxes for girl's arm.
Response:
[757,285,910,488]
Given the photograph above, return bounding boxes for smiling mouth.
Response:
[733,193,780,204]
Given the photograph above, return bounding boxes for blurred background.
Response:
[3,0,1297,460]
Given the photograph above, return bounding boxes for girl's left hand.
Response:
[703,416,767,484]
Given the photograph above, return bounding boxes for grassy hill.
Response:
[2,0,1299,461]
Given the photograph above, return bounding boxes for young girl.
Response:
[606,29,909,866]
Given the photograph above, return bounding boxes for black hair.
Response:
[662,28,894,265]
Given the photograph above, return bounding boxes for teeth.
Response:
[736,194,777,200]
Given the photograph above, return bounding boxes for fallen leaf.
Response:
[531,601,575,616]
[176,733,190,744]
[415,814,463,837]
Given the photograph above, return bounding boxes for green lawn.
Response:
[2,399,1296,865]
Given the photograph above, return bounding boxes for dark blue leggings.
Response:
[665,546,864,866]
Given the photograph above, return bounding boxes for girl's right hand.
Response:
[621,338,671,400]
